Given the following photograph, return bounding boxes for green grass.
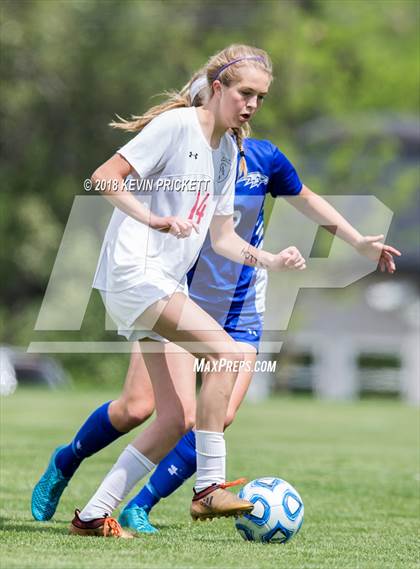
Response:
[1,388,419,569]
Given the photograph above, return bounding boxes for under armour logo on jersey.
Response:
[189,151,198,159]
[168,465,178,476]
[240,171,269,189]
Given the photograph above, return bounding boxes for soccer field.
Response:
[0,388,418,569]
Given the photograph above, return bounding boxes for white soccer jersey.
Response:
[93,107,237,293]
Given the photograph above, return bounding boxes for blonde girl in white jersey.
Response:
[69,45,307,538]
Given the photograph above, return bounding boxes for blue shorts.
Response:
[223,311,262,353]
[193,298,263,352]
[224,324,261,352]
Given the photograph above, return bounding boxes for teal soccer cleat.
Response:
[31,445,70,521]
[118,504,158,534]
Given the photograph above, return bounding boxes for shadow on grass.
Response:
[151,523,185,531]
[0,517,69,535]
[0,516,241,546]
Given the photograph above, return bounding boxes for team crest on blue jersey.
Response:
[239,171,269,190]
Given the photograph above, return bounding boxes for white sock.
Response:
[79,444,155,521]
[195,430,226,492]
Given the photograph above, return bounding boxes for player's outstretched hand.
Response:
[356,235,401,274]
[152,216,200,239]
[272,246,306,271]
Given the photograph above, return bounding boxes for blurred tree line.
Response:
[0,0,418,385]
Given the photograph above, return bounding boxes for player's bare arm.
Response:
[286,185,401,273]
[209,214,306,271]
[91,153,198,238]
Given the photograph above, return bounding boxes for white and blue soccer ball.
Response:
[235,477,304,543]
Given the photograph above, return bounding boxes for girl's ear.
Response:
[212,80,223,97]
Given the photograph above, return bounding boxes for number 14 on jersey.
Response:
[188,192,209,225]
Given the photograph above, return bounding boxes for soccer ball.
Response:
[235,477,304,543]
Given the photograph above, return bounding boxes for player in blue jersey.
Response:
[113,135,401,534]
[31,75,400,532]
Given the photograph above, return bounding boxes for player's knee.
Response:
[204,345,245,369]
[117,399,155,431]
[127,401,155,428]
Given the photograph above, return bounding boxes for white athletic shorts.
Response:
[99,273,189,343]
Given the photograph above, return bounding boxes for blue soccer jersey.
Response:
[187,138,302,349]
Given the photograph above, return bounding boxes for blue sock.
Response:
[55,401,124,478]
[127,430,196,512]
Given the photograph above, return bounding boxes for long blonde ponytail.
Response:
[109,88,191,132]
